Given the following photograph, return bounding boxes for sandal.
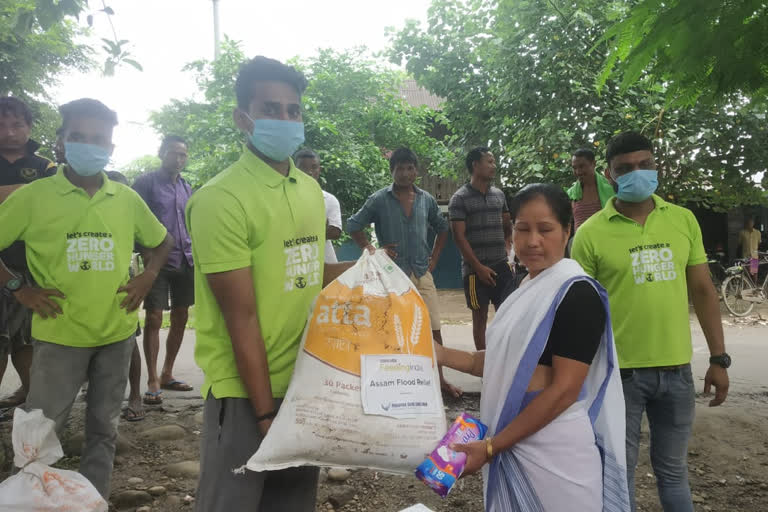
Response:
[142,390,163,405]
[122,406,146,422]
[160,379,193,392]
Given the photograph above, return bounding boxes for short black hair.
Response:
[466,146,491,174]
[510,183,573,231]
[294,148,319,162]
[106,170,129,185]
[58,98,118,131]
[389,147,418,172]
[572,148,595,162]
[0,97,33,125]
[606,131,653,166]
[235,56,308,109]
[160,135,187,153]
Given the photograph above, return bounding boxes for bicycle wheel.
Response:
[722,274,754,316]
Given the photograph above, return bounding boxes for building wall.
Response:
[688,205,768,262]
[419,174,463,205]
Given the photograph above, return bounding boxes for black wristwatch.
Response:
[3,275,23,293]
[709,353,731,369]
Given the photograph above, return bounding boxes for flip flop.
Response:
[143,390,163,405]
[160,379,193,392]
[122,406,146,422]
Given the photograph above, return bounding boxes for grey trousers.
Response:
[25,336,134,499]
[196,394,319,512]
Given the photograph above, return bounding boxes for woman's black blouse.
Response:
[538,281,605,367]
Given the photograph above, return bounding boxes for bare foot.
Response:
[441,379,463,398]
[0,387,26,408]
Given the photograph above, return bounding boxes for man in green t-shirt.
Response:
[186,56,353,512]
[0,99,171,498]
[571,132,730,512]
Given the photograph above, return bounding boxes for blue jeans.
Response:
[622,365,696,512]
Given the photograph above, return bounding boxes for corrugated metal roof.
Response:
[399,79,444,110]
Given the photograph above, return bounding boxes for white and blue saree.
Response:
[480,259,630,511]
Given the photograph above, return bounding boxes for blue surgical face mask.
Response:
[615,169,658,202]
[64,142,110,177]
[243,114,305,162]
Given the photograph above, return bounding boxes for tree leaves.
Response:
[147,42,455,219]
[389,0,768,210]
[598,0,768,106]
[122,58,142,71]
[0,0,91,149]
[12,1,139,76]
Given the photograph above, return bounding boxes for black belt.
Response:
[621,363,689,376]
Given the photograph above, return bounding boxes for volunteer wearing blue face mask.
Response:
[0,98,173,498]
[571,131,729,512]
[186,56,354,512]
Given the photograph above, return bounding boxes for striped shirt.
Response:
[573,198,603,230]
[448,183,509,277]
[347,185,449,277]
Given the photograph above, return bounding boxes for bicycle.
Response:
[707,252,728,291]
[721,252,768,316]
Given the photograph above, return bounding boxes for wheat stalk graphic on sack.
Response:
[394,314,406,353]
[409,304,422,354]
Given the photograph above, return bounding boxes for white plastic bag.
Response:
[0,408,107,512]
[247,250,446,474]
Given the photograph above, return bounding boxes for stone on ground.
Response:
[328,485,356,508]
[164,460,200,479]
[148,485,167,496]
[64,432,135,456]
[327,467,351,482]
[141,424,187,441]
[111,489,152,509]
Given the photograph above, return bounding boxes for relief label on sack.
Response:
[361,354,438,418]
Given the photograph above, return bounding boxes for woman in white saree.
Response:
[437,184,630,511]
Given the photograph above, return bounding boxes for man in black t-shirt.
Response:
[0,97,56,411]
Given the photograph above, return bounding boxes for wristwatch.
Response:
[3,274,23,293]
[709,353,732,369]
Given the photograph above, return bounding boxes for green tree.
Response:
[389,0,768,211]
[1,0,91,153]
[150,40,456,217]
[119,154,162,185]
[297,48,457,217]
[597,0,768,105]
[13,0,139,75]
[149,39,248,188]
